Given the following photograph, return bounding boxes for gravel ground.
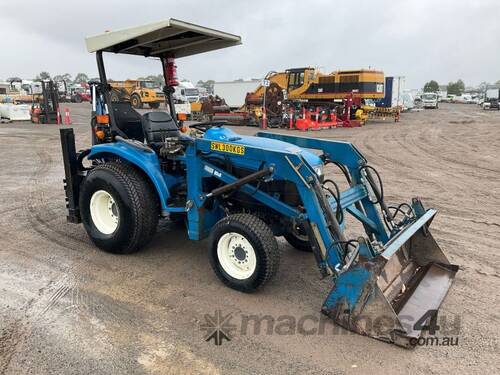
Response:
[0,103,499,374]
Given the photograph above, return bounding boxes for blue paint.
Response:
[323,267,372,310]
[375,76,393,108]
[87,142,171,211]
[205,127,323,169]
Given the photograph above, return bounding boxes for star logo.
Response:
[200,310,237,346]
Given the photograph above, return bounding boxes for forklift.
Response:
[31,80,60,124]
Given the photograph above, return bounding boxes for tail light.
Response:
[165,57,179,86]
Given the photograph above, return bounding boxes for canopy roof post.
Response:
[160,57,178,123]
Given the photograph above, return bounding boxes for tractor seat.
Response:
[142,111,180,143]
[112,102,144,141]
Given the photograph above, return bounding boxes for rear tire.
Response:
[149,102,160,109]
[209,214,280,292]
[79,162,159,254]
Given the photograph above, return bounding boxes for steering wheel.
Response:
[189,121,227,132]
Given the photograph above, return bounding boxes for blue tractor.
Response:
[60,19,457,347]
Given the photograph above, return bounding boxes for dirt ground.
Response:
[0,103,499,374]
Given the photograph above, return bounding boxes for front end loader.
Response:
[60,19,457,348]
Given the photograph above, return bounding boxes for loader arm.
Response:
[185,137,349,275]
[255,132,458,347]
[257,131,389,242]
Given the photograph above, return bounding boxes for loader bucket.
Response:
[322,209,458,347]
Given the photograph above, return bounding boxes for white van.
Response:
[453,94,473,104]
[422,92,439,109]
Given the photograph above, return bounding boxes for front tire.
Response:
[79,162,159,254]
[209,214,280,292]
[110,91,121,103]
[284,224,312,252]
[131,94,143,109]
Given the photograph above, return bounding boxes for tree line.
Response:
[6,73,215,92]
[6,72,164,86]
[6,72,95,86]
[423,79,500,95]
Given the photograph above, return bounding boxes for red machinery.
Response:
[338,93,364,127]
[287,92,365,131]
[292,107,339,131]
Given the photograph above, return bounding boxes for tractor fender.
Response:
[87,143,170,211]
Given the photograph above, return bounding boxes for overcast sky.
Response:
[1,0,499,89]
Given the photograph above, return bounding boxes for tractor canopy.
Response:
[85,19,241,138]
[85,18,241,58]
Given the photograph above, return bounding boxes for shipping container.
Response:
[214,80,260,108]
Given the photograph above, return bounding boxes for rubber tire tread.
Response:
[283,230,313,252]
[209,213,280,293]
[80,161,159,254]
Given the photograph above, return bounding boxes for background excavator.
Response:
[244,68,387,127]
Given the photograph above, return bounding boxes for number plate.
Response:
[210,142,245,155]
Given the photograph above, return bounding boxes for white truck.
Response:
[482,88,500,110]
[173,80,200,103]
[422,92,439,109]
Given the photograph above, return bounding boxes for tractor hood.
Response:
[203,127,323,171]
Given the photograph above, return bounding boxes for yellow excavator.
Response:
[244,68,386,126]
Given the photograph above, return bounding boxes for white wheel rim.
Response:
[217,232,257,280]
[89,190,119,234]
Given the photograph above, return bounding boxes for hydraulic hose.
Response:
[359,165,395,230]
[359,165,384,205]
[326,160,352,185]
[324,159,376,241]
[322,178,344,224]
[385,203,416,228]
[311,182,348,244]
[329,239,360,273]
